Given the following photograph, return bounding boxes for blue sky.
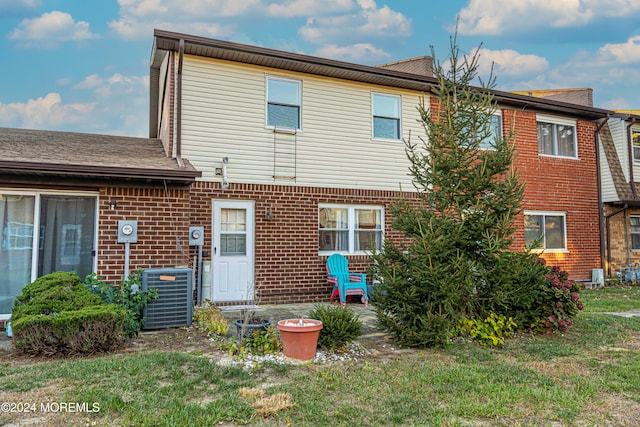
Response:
[1,0,640,137]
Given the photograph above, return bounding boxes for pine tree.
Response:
[371,35,524,347]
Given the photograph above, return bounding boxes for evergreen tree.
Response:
[371,35,524,347]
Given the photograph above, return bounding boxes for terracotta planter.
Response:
[276,319,323,361]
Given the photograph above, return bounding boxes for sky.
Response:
[1,0,640,137]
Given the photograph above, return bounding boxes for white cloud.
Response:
[597,35,640,64]
[266,0,354,18]
[0,93,96,129]
[74,73,149,99]
[475,48,549,78]
[299,0,411,43]
[457,0,640,35]
[9,10,98,47]
[314,43,390,62]
[109,0,260,39]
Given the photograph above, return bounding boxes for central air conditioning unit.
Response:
[141,268,193,330]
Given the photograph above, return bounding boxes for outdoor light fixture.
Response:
[221,157,229,189]
[265,206,273,220]
[109,199,118,210]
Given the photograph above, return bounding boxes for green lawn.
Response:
[2,287,640,426]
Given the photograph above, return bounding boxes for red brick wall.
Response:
[97,186,192,283]
[504,109,601,280]
[189,182,411,304]
[427,96,600,280]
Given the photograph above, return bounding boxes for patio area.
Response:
[219,301,390,347]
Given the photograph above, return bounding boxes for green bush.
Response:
[459,312,517,347]
[309,304,362,351]
[477,253,584,333]
[84,270,158,337]
[193,300,230,336]
[12,304,128,356]
[12,272,102,321]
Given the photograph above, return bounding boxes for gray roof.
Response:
[0,127,200,183]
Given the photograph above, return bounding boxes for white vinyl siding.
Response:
[179,55,423,191]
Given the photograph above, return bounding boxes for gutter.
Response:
[176,39,185,169]
[594,115,609,272]
[627,117,638,199]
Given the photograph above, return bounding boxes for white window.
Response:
[266,76,301,130]
[537,115,577,158]
[372,93,401,140]
[631,216,640,250]
[479,113,503,150]
[632,128,640,163]
[524,211,567,251]
[319,205,383,254]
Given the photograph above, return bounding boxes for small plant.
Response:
[221,326,282,358]
[84,270,159,337]
[193,300,230,336]
[459,312,517,347]
[308,303,362,351]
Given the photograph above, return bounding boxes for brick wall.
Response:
[604,205,640,276]
[189,182,411,304]
[97,186,192,283]
[505,109,601,280]
[427,97,600,280]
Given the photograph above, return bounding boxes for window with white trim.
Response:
[372,93,401,140]
[631,216,640,250]
[632,128,640,163]
[537,115,577,158]
[524,211,567,250]
[266,76,301,130]
[319,205,383,253]
[479,113,503,150]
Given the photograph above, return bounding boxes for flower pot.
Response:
[276,319,323,361]
[234,318,271,338]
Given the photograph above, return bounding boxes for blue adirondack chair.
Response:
[326,253,368,306]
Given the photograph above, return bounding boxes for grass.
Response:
[2,287,640,426]
[580,285,640,312]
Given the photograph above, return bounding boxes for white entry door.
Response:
[212,200,254,302]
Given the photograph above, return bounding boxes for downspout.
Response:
[627,117,637,199]
[594,116,609,273]
[175,39,185,169]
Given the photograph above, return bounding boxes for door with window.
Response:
[0,193,96,317]
[212,200,255,302]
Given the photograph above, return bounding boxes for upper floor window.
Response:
[319,205,383,254]
[372,93,401,140]
[537,116,577,158]
[479,114,503,150]
[524,211,567,251]
[267,77,301,130]
[632,128,640,163]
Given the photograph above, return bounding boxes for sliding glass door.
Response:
[0,194,35,315]
[0,192,97,317]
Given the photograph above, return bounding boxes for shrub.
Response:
[308,304,362,351]
[477,253,584,334]
[459,312,517,347]
[193,300,230,336]
[12,272,102,321]
[12,304,128,356]
[84,270,158,337]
